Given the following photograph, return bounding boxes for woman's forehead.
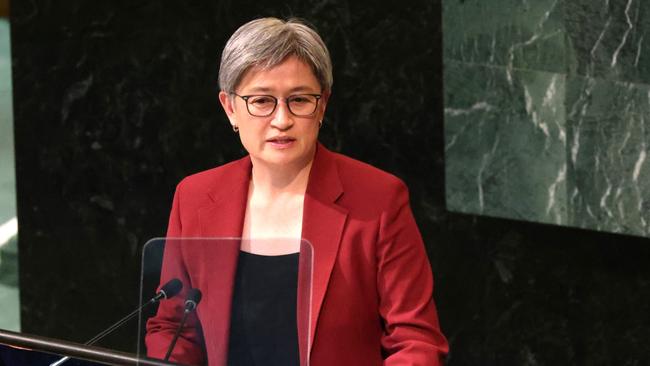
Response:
[237,56,321,93]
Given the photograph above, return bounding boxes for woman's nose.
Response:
[270,100,293,130]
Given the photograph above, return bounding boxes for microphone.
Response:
[183,288,202,312]
[49,278,183,366]
[152,278,183,303]
[164,288,202,362]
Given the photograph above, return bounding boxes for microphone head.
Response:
[159,278,183,299]
[184,288,202,312]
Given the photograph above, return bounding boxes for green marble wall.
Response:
[443,0,650,237]
[0,17,20,331]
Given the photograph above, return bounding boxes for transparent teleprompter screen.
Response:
[138,238,314,366]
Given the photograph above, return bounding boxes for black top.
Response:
[227,251,300,366]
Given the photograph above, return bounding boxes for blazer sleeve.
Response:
[145,183,206,365]
[376,180,449,365]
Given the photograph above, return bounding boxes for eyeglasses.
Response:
[232,93,322,117]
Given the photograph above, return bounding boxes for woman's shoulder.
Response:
[175,156,250,195]
[324,148,409,202]
[328,148,404,182]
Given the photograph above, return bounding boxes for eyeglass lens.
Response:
[245,95,319,117]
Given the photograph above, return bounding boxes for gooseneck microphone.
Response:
[163,288,202,362]
[49,278,183,366]
[151,278,184,304]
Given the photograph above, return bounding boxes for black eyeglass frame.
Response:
[231,93,322,117]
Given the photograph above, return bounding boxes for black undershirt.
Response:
[227,251,300,366]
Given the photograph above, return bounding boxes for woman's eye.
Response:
[290,96,310,104]
[250,97,274,105]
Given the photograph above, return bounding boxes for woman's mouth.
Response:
[267,137,296,148]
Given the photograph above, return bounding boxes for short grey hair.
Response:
[218,17,333,93]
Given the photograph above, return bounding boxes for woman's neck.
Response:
[249,158,314,200]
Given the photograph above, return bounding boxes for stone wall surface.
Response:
[444,0,650,238]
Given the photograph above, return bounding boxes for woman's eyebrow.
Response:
[244,85,317,94]
[287,86,317,93]
[244,86,273,94]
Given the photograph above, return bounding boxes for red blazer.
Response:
[145,143,448,366]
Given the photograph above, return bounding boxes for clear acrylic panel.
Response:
[138,238,314,366]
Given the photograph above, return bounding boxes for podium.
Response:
[0,328,180,365]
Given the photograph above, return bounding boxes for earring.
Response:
[232,124,239,132]
[319,120,323,128]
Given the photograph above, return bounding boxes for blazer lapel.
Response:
[299,144,348,364]
[196,157,251,366]
[199,157,252,238]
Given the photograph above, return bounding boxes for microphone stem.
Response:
[85,298,154,346]
[49,298,156,366]
[163,309,190,362]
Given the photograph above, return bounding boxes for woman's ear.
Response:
[219,91,237,127]
[321,89,331,105]
[319,89,331,117]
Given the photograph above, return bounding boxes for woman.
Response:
[146,17,448,366]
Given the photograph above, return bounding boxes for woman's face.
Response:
[219,56,329,170]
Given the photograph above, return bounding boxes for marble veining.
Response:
[443,0,566,74]
[565,75,650,236]
[445,60,569,227]
[444,0,650,238]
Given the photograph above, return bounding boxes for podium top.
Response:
[0,328,182,366]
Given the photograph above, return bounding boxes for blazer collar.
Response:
[305,143,344,203]
[202,156,252,237]
[300,143,348,363]
[195,157,252,365]
[199,143,345,237]
[197,143,348,366]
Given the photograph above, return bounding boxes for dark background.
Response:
[10,0,650,365]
